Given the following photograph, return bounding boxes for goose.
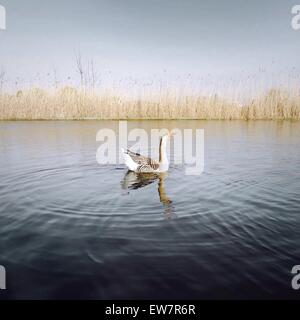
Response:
[121,132,172,173]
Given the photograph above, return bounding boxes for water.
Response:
[0,120,300,300]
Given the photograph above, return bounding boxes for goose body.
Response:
[122,134,170,173]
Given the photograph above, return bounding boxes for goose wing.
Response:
[125,149,160,171]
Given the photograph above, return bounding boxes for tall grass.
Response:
[0,87,300,120]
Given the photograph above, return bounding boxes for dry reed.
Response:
[0,87,299,120]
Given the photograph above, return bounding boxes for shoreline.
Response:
[1,119,300,121]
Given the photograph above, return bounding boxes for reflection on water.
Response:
[121,171,174,218]
[0,120,300,299]
[121,171,160,190]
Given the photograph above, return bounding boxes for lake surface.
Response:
[0,120,300,300]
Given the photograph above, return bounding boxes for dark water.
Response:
[0,120,300,300]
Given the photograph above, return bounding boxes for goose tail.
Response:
[121,147,138,171]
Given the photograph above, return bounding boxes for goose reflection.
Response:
[121,171,174,218]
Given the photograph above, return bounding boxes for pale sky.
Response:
[0,0,300,96]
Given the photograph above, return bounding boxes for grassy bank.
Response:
[0,87,300,120]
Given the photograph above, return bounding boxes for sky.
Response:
[0,0,300,96]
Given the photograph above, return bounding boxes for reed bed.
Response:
[0,87,299,120]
